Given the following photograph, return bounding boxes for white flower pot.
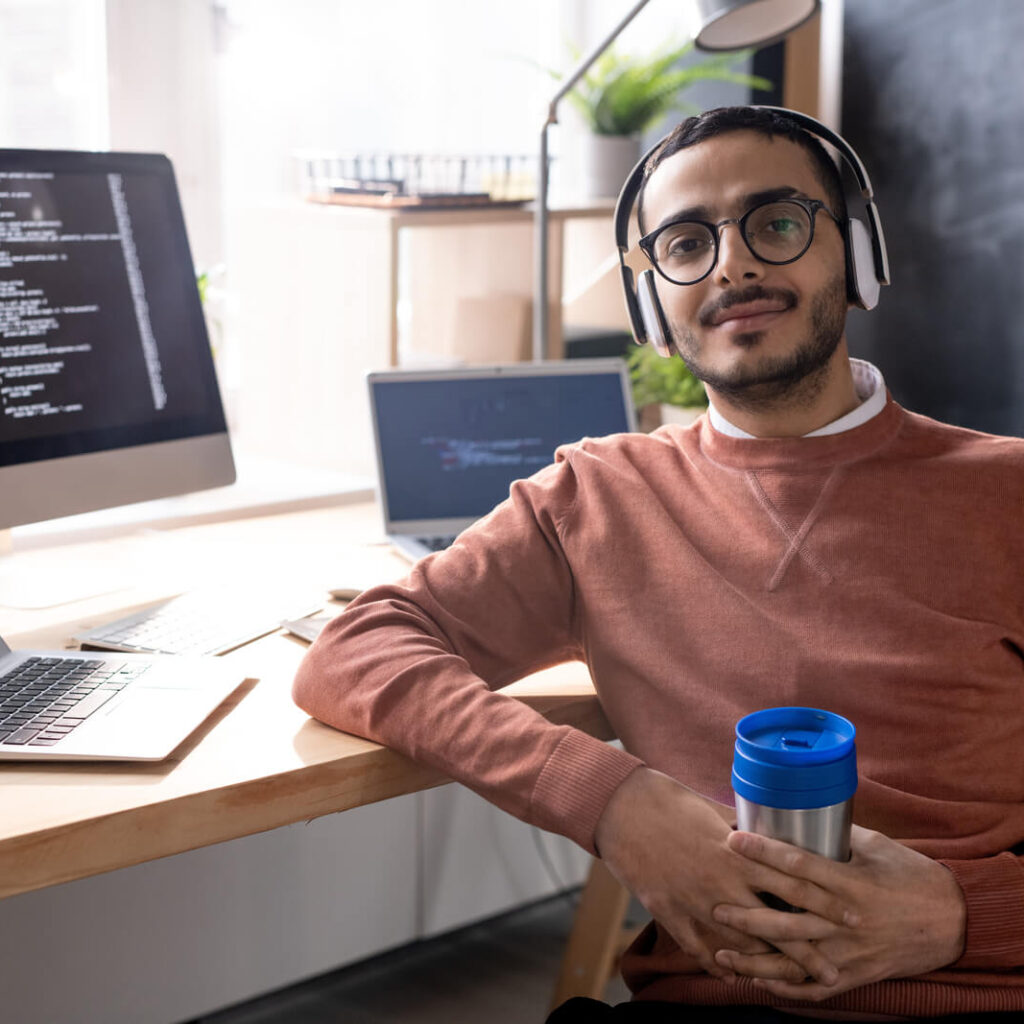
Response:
[659,404,706,427]
[581,133,641,199]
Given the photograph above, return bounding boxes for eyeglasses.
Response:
[638,197,839,286]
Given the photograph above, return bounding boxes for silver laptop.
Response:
[367,359,637,561]
[0,634,247,761]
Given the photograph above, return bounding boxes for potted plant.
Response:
[626,343,708,430]
[556,40,771,197]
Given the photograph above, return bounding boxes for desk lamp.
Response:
[532,0,820,361]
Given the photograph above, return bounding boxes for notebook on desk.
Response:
[367,359,637,562]
[0,633,247,761]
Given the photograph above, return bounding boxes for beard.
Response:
[668,274,848,413]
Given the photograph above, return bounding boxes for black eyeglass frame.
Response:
[637,196,840,287]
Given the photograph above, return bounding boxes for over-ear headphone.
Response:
[614,106,890,358]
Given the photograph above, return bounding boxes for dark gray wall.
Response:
[841,0,1024,435]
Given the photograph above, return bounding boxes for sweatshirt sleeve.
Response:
[939,851,1024,969]
[292,452,643,854]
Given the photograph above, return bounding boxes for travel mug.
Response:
[731,706,857,862]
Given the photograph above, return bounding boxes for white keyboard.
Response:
[74,589,322,657]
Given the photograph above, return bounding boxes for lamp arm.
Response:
[533,0,654,361]
[545,0,655,121]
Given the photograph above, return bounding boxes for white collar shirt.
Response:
[707,359,887,439]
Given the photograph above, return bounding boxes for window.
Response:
[0,0,108,150]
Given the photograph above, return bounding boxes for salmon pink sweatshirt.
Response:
[293,395,1024,1019]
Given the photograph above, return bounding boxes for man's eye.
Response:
[665,234,710,258]
[766,217,800,235]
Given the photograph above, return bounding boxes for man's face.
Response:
[641,131,849,409]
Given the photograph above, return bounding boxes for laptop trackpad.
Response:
[71,686,226,756]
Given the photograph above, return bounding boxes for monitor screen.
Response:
[0,149,234,530]
[369,362,635,526]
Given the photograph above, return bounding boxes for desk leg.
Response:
[545,216,565,360]
[550,856,632,1010]
[783,10,822,117]
[388,217,401,366]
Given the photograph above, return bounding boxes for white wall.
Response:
[0,788,589,1024]
[0,0,108,150]
[105,0,224,271]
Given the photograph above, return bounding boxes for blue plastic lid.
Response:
[732,706,857,810]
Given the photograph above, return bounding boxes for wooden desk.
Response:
[0,500,613,901]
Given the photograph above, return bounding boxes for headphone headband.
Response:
[757,106,875,201]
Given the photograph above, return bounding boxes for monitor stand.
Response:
[0,529,132,611]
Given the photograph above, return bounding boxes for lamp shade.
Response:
[693,0,819,51]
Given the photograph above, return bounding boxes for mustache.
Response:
[698,285,798,327]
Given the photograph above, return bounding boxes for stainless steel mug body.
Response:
[734,792,853,861]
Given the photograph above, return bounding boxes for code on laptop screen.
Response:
[373,371,631,521]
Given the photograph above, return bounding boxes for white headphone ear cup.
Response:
[637,271,677,358]
[847,217,880,310]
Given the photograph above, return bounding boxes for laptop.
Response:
[367,359,637,561]
[0,634,247,761]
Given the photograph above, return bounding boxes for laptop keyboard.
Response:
[422,536,456,552]
[76,590,320,657]
[0,656,146,747]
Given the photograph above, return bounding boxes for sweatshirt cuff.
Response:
[940,853,1024,969]
[530,728,644,855]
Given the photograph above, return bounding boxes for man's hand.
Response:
[594,768,856,986]
[710,825,967,1001]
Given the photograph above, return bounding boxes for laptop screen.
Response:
[369,361,635,526]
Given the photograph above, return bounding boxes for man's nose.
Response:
[714,223,764,286]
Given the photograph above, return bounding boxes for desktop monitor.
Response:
[0,148,235,531]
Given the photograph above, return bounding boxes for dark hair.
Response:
[636,106,848,235]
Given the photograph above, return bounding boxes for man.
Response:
[293,107,1024,1021]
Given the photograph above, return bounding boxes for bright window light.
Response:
[0,0,108,149]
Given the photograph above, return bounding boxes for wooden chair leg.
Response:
[549,856,632,1010]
